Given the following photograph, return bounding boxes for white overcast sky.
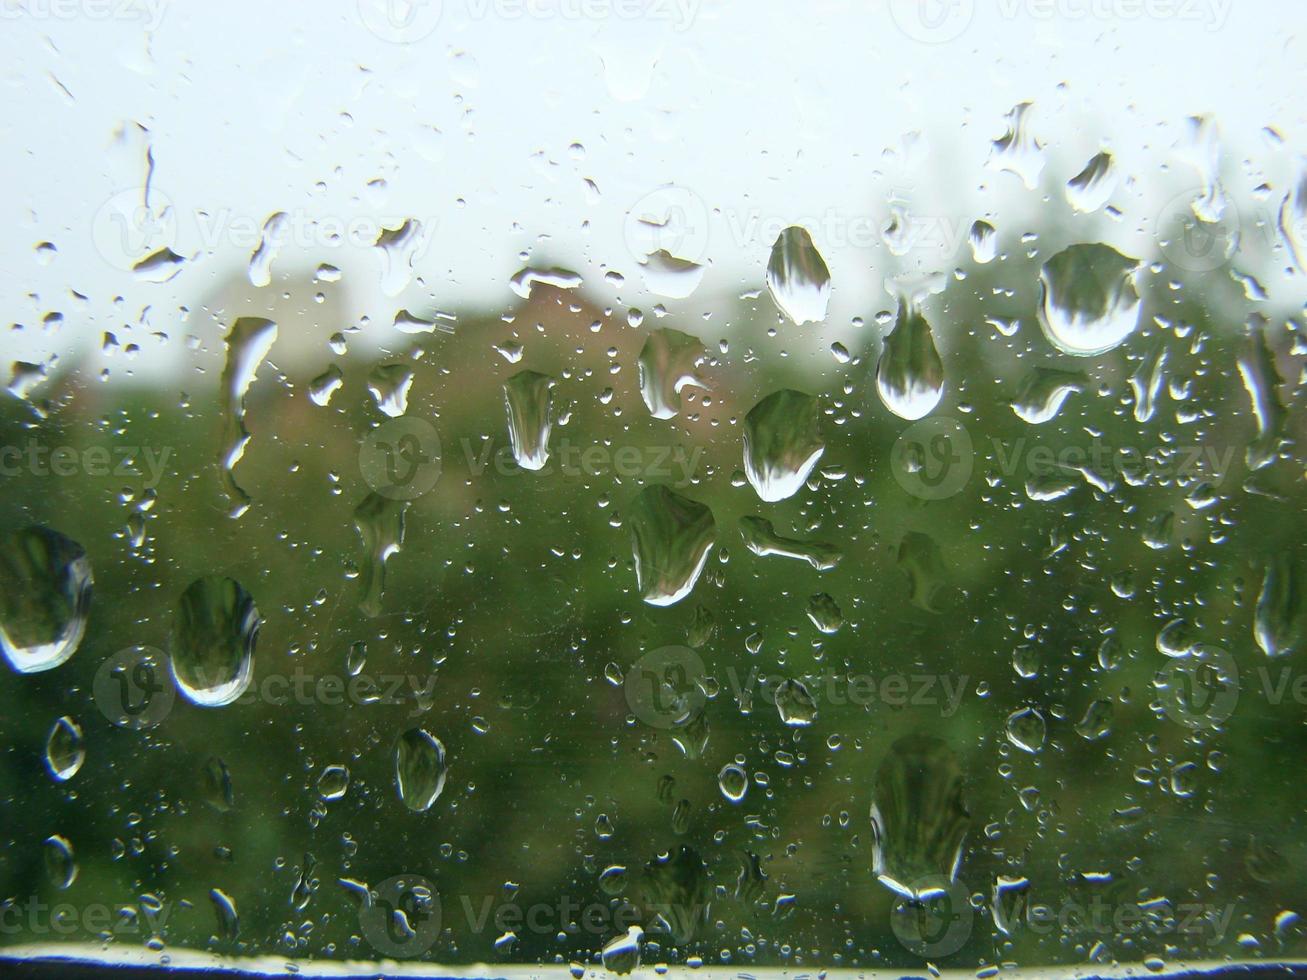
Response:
[1,0,1304,373]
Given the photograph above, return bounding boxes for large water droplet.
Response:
[218,317,277,519]
[806,593,843,634]
[395,727,447,812]
[373,219,428,296]
[870,735,969,899]
[628,486,716,606]
[765,226,831,325]
[0,526,92,673]
[969,220,997,264]
[503,370,556,471]
[876,300,945,421]
[637,328,707,420]
[509,265,582,299]
[45,715,84,782]
[742,389,824,502]
[1279,157,1307,274]
[169,576,259,707]
[639,249,703,299]
[247,211,287,287]
[775,678,817,727]
[1037,243,1141,356]
[354,492,408,618]
[308,364,344,407]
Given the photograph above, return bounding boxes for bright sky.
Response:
[1,0,1304,373]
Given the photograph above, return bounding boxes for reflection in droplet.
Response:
[969,220,997,264]
[0,526,92,673]
[637,328,706,421]
[628,486,716,606]
[876,300,945,421]
[169,576,259,707]
[1037,244,1140,356]
[765,226,831,325]
[743,389,824,502]
[395,727,448,812]
[503,370,556,471]
[718,762,748,803]
[218,317,277,519]
[870,735,969,900]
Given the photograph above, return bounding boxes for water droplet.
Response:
[132,247,185,282]
[43,835,76,890]
[628,486,716,606]
[1279,157,1307,274]
[0,526,92,673]
[45,715,84,782]
[739,516,841,571]
[775,679,817,727]
[870,735,969,899]
[806,593,843,634]
[202,756,234,811]
[354,492,408,618]
[718,762,748,803]
[169,576,259,707]
[1005,706,1046,753]
[1256,554,1300,658]
[210,888,239,942]
[987,102,1045,189]
[639,249,703,299]
[969,220,997,264]
[368,364,414,418]
[876,299,944,421]
[1037,244,1141,356]
[346,641,367,677]
[503,370,556,471]
[637,328,707,420]
[598,864,627,895]
[1237,318,1287,470]
[1012,644,1040,679]
[308,364,344,407]
[373,219,428,296]
[317,765,350,801]
[218,317,277,519]
[393,308,454,336]
[395,727,447,812]
[247,211,287,287]
[1075,699,1114,741]
[765,226,831,325]
[509,265,582,298]
[1130,344,1169,423]
[600,925,643,974]
[743,388,824,501]
[1066,151,1117,213]
[1010,367,1086,424]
